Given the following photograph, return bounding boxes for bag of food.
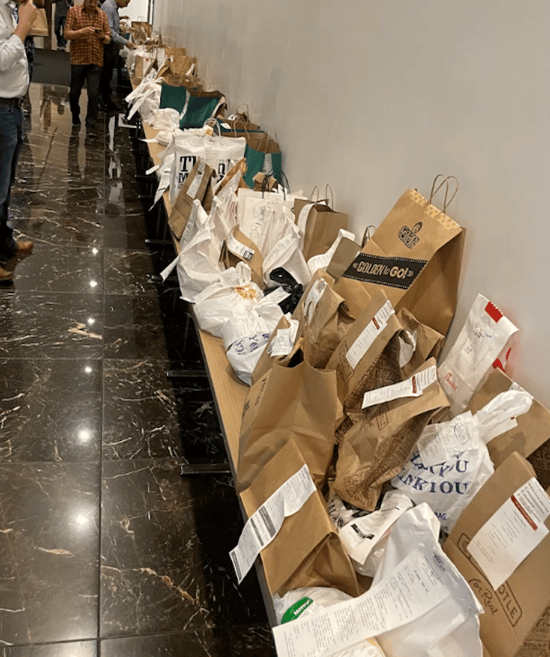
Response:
[438,293,518,416]
[334,175,465,336]
[333,359,449,510]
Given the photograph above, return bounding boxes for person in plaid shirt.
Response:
[64,0,110,129]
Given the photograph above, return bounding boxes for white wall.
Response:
[153,0,550,407]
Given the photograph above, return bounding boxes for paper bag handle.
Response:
[309,186,320,202]
[325,184,334,208]
[361,224,376,247]
[429,174,459,212]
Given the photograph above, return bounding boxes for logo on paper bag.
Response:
[457,533,523,626]
[398,222,422,249]
[342,254,427,290]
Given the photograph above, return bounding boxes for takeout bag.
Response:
[237,359,339,493]
[443,453,550,657]
[239,440,362,597]
[220,226,265,289]
[293,198,349,261]
[242,133,283,189]
[333,359,450,510]
[250,314,302,385]
[168,159,215,240]
[334,176,465,336]
[467,369,550,488]
[29,7,48,37]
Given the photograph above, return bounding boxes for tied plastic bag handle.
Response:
[429,174,459,212]
[203,116,222,137]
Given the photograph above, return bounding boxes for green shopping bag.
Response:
[159,83,189,113]
[243,133,283,188]
[179,90,226,129]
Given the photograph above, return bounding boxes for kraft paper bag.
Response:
[334,178,465,336]
[293,198,349,261]
[169,159,215,240]
[467,369,550,489]
[443,453,550,657]
[220,226,264,289]
[326,236,361,281]
[237,360,339,493]
[29,8,48,37]
[239,439,362,597]
[250,315,303,385]
[332,358,450,510]
[292,271,354,369]
[327,291,444,441]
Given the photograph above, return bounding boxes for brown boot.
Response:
[0,265,14,281]
[14,239,33,254]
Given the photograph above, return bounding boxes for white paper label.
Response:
[186,160,206,199]
[362,365,437,410]
[346,301,395,370]
[468,478,550,589]
[230,465,316,584]
[417,412,478,467]
[273,547,460,657]
[227,233,254,261]
[304,278,328,323]
[297,203,315,237]
[268,320,299,358]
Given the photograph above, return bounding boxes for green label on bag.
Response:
[281,597,314,624]
[342,253,427,290]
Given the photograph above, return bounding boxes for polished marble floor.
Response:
[0,81,276,655]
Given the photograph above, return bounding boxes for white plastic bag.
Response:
[307,229,356,276]
[373,504,483,657]
[332,490,414,577]
[273,587,386,657]
[392,412,495,534]
[438,294,518,415]
[193,263,263,338]
[125,72,161,121]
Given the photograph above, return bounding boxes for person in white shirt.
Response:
[0,0,36,280]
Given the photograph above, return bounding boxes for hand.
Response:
[15,0,37,39]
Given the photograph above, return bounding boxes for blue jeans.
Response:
[0,103,23,260]
[54,15,67,48]
[69,64,101,127]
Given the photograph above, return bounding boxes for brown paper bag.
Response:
[220,226,264,289]
[250,315,303,385]
[292,271,354,369]
[467,369,550,489]
[29,8,48,37]
[239,439,362,596]
[237,360,339,493]
[334,179,465,336]
[293,198,349,261]
[333,358,449,509]
[326,236,361,281]
[216,158,249,193]
[443,453,550,657]
[168,159,215,240]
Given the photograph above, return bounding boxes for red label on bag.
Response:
[485,301,503,323]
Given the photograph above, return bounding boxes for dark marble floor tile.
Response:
[0,641,97,657]
[1,245,104,294]
[0,462,100,645]
[0,292,103,359]
[100,462,271,638]
[104,248,173,296]
[0,359,102,462]
[103,209,160,249]
[103,359,223,461]
[104,293,204,363]
[8,207,104,248]
[100,625,276,657]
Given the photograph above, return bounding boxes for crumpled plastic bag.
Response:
[273,587,386,657]
[391,411,495,534]
[193,263,263,338]
[373,504,483,657]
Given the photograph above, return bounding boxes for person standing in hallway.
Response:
[53,0,73,50]
[99,0,134,112]
[0,0,36,281]
[64,0,110,129]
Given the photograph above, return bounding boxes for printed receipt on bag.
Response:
[467,477,550,589]
[273,546,458,657]
[229,465,316,584]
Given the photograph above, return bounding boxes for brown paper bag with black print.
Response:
[168,159,215,240]
[332,358,449,510]
[334,176,465,336]
[239,439,363,597]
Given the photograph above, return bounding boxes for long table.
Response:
[133,103,277,628]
